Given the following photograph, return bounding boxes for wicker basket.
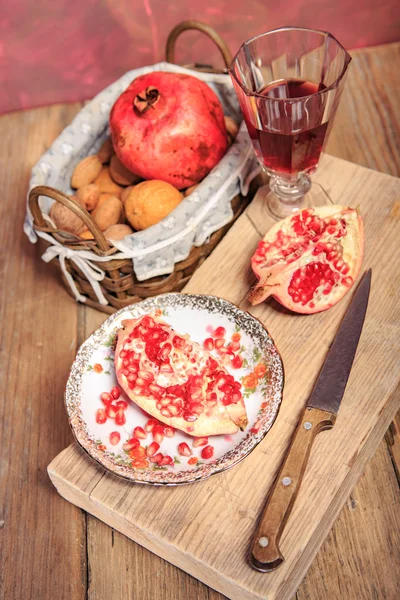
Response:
[28,21,257,314]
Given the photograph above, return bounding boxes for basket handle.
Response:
[166,20,233,69]
[28,185,111,253]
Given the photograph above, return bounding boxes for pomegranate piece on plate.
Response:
[250,206,364,314]
[115,315,248,436]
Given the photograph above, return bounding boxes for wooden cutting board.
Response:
[48,154,400,600]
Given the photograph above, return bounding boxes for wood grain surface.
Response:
[0,42,399,600]
[48,154,400,600]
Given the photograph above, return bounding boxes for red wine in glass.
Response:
[229,27,351,219]
[251,78,329,176]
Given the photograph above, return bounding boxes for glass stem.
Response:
[269,173,311,205]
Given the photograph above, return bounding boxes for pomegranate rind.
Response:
[250,206,364,314]
[115,317,248,436]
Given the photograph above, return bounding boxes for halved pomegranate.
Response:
[115,315,248,436]
[250,206,364,314]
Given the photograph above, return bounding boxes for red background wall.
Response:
[1,0,399,115]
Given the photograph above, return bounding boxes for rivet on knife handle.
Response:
[250,406,336,572]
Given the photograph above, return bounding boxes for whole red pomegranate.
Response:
[250,206,364,314]
[109,72,228,189]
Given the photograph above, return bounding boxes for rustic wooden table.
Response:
[1,42,399,600]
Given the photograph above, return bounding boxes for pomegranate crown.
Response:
[133,86,160,113]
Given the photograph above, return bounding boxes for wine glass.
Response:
[229,27,351,219]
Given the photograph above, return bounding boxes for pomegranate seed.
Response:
[95,408,107,424]
[215,374,228,388]
[183,412,197,422]
[133,426,147,439]
[142,315,155,328]
[163,426,175,438]
[172,335,185,349]
[207,357,218,373]
[105,403,118,419]
[159,343,172,360]
[152,453,164,464]
[188,457,198,465]
[145,418,158,432]
[220,346,233,356]
[201,445,214,460]
[178,442,192,456]
[213,326,226,338]
[119,350,127,359]
[229,341,240,352]
[334,258,344,270]
[111,386,121,400]
[214,338,225,349]
[231,354,243,369]
[153,425,164,443]
[193,436,208,447]
[127,373,137,383]
[160,455,173,466]
[122,438,140,451]
[116,400,128,410]
[146,441,160,457]
[100,392,112,405]
[110,431,121,446]
[231,391,243,403]
[168,404,182,417]
[341,264,350,275]
[148,383,164,398]
[171,397,184,406]
[115,408,126,426]
[203,337,215,351]
[160,407,172,418]
[138,370,154,382]
[231,332,241,342]
[342,276,353,286]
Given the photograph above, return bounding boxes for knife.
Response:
[250,269,372,572]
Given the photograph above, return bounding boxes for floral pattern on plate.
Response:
[66,293,284,485]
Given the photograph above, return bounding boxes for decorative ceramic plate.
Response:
[66,294,284,485]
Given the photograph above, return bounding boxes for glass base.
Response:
[266,175,333,219]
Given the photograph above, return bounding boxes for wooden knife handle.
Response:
[250,406,336,572]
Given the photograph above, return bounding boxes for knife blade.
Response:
[308,269,371,414]
[250,269,372,573]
